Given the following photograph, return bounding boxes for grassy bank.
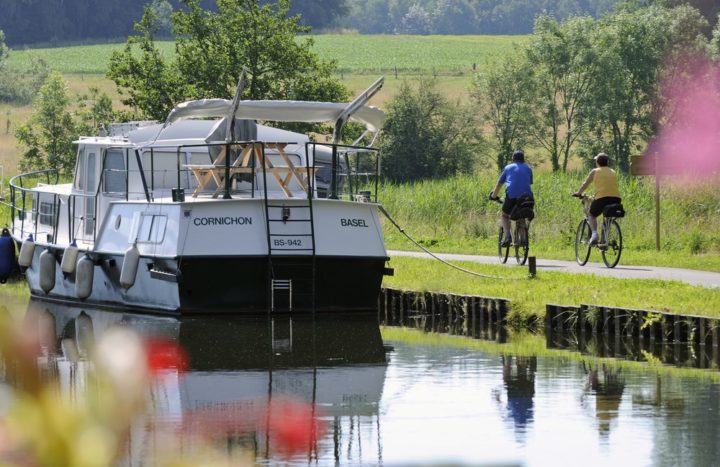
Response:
[381,256,720,324]
[379,172,720,271]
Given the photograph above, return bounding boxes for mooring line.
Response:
[378,205,510,280]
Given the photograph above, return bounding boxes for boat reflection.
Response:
[20,299,389,465]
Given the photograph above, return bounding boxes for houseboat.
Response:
[6,78,391,314]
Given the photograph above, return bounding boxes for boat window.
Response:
[84,152,96,236]
[38,201,57,226]
[130,213,167,244]
[74,148,86,190]
[103,149,126,195]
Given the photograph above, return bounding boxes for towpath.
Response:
[388,250,720,289]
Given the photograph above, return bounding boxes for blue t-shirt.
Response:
[498,162,533,199]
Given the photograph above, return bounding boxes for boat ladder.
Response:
[265,199,316,311]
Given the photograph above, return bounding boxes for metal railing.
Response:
[4,140,382,244]
[306,142,380,202]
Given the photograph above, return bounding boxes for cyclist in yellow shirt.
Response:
[573,153,621,245]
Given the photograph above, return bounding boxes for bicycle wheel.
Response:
[514,222,529,265]
[575,219,592,266]
[498,226,509,264]
[601,219,622,268]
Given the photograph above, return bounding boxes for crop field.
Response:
[5,35,526,75]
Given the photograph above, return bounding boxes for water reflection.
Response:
[16,299,389,465]
[549,330,720,370]
[5,299,720,466]
[502,356,536,442]
[581,362,625,442]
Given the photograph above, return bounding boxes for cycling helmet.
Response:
[512,150,525,162]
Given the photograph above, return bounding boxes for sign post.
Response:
[630,154,687,251]
[630,155,661,251]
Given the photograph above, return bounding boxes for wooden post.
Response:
[528,256,536,277]
[655,169,661,251]
[631,155,661,251]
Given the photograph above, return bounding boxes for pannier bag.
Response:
[510,195,535,221]
[603,203,625,218]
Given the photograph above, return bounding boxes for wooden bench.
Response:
[184,143,317,198]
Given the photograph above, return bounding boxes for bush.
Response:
[379,78,483,183]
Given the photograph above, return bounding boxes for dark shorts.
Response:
[590,197,621,217]
[502,195,534,216]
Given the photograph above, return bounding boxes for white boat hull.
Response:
[19,198,388,314]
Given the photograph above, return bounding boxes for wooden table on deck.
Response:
[184,143,317,198]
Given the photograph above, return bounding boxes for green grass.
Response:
[382,256,720,323]
[6,35,526,75]
[310,34,525,74]
[379,172,720,271]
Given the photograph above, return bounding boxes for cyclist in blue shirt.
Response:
[490,150,534,247]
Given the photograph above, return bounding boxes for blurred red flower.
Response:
[145,338,189,374]
[268,398,325,456]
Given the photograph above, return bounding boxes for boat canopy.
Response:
[164,99,386,133]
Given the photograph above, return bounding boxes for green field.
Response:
[5,35,526,75]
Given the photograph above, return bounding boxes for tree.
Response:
[150,0,174,37]
[286,0,349,30]
[76,87,117,135]
[16,72,78,175]
[1,24,49,105]
[579,4,709,172]
[107,6,188,120]
[172,0,346,101]
[0,30,7,67]
[525,15,599,172]
[472,53,537,171]
[379,79,480,183]
[108,0,348,121]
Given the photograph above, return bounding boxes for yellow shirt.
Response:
[591,167,620,198]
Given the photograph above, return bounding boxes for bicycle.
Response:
[490,194,535,265]
[572,194,624,268]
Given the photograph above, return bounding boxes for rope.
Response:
[378,205,509,280]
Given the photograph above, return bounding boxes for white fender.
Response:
[39,249,56,294]
[18,234,35,268]
[75,255,94,300]
[76,311,94,357]
[120,243,140,290]
[61,240,79,276]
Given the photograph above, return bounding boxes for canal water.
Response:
[1,298,720,466]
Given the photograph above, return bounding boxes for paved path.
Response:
[389,250,720,289]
